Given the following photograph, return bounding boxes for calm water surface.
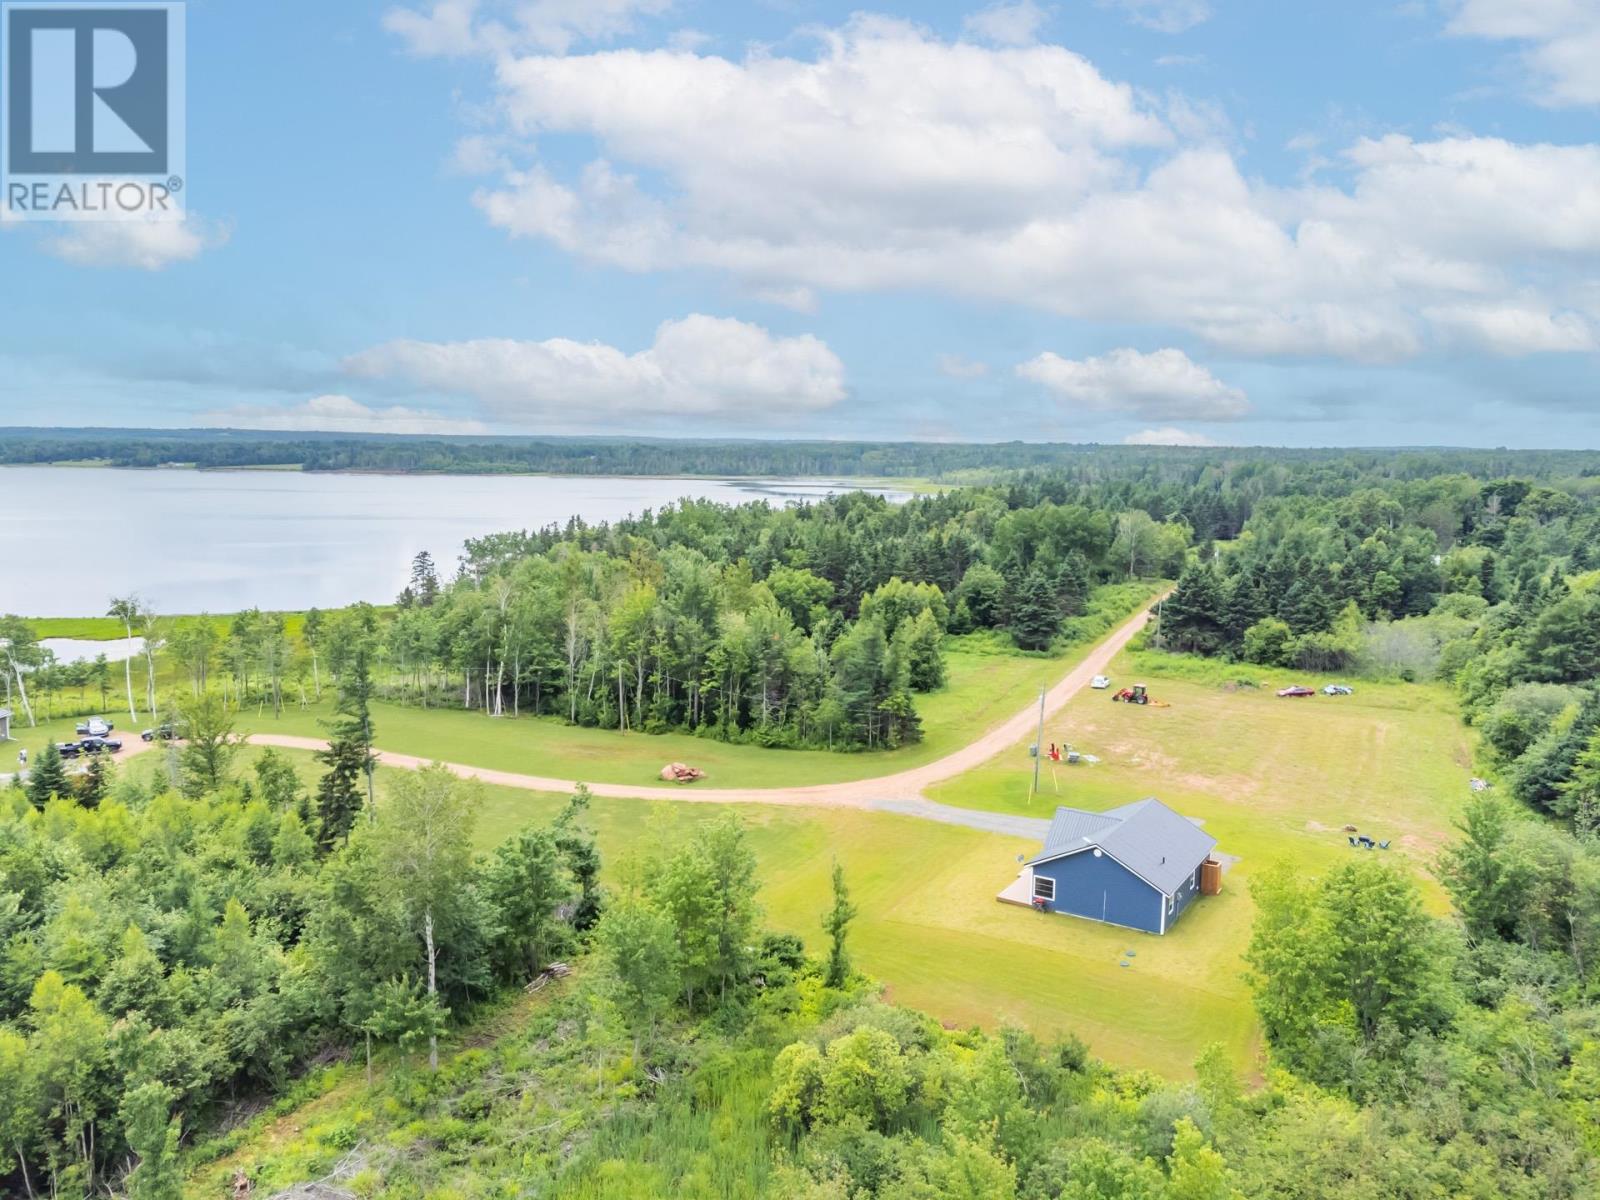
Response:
[0,467,909,617]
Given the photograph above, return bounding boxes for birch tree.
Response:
[372,763,479,1070]
[107,596,144,721]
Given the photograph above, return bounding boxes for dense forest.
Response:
[370,487,1188,750]
[2,428,1600,481]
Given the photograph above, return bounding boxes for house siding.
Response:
[1167,864,1202,928]
[1031,849,1164,934]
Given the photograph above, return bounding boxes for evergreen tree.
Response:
[1009,564,1062,651]
[26,743,70,809]
[77,753,111,809]
[823,859,857,987]
[1221,572,1269,652]
[1163,564,1226,654]
[410,551,441,607]
[315,640,376,850]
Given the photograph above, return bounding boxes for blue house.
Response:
[1024,798,1218,935]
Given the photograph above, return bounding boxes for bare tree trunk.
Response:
[143,642,157,720]
[424,909,439,1071]
[122,619,138,721]
[7,659,34,727]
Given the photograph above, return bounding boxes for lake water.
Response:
[0,467,910,617]
[41,636,147,664]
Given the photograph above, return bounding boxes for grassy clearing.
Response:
[203,741,1241,1079]
[234,744,1248,1079]
[913,647,1475,1075]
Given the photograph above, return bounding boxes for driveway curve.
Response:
[243,599,1160,837]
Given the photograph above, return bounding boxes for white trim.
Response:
[1032,875,1056,902]
[1159,890,1167,935]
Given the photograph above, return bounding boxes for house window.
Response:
[1033,875,1056,902]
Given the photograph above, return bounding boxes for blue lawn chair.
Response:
[1378,840,1390,850]
[1348,836,1358,847]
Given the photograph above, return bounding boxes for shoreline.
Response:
[0,461,940,489]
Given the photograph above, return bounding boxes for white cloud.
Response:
[40,217,228,271]
[201,395,488,435]
[963,1,1049,47]
[1102,0,1212,34]
[344,315,846,422]
[385,0,671,57]
[458,15,1600,362]
[1124,426,1217,446]
[937,353,991,379]
[1422,300,1595,355]
[1446,0,1600,107]
[1017,347,1249,420]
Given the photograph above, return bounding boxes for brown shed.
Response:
[1200,857,1223,896]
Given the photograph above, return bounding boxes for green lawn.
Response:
[906,648,1476,1074]
[252,750,1255,1079]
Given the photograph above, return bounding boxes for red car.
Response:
[1277,686,1316,698]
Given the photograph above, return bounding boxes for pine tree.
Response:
[1221,572,1269,653]
[1008,565,1061,651]
[315,642,376,851]
[26,743,70,809]
[411,551,441,607]
[1163,564,1226,653]
[823,859,857,987]
[78,753,112,809]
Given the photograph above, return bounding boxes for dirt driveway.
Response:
[242,600,1159,833]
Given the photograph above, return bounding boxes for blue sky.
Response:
[2,0,1598,447]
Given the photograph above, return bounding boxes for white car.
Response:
[1091,675,1111,690]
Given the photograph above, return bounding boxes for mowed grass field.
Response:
[215,746,1255,1079]
[917,648,1474,1074]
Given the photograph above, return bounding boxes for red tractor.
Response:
[1112,683,1151,705]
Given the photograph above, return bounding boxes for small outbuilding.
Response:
[0,709,10,742]
[1021,798,1218,935]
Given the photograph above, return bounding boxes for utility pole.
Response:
[1030,686,1046,801]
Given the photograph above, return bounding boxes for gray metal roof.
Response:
[1028,797,1216,896]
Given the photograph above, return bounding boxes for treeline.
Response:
[1155,473,1600,826]
[379,487,1190,749]
[4,428,1600,481]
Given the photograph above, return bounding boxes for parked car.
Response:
[78,737,123,754]
[141,723,181,742]
[75,718,113,737]
[1322,684,1354,696]
[55,741,83,759]
[1091,675,1112,690]
[1277,685,1316,698]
